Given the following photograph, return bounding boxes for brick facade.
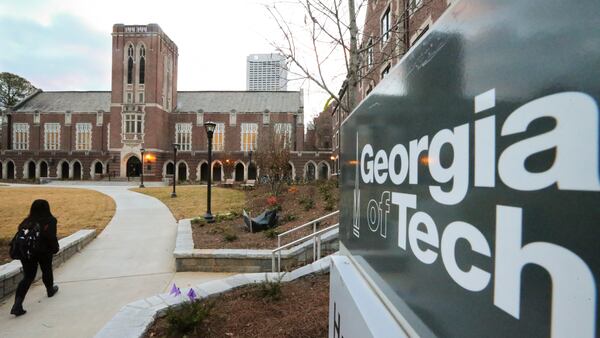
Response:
[0,24,332,182]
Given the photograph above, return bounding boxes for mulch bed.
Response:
[192,182,339,249]
[145,273,330,338]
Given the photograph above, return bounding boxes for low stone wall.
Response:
[174,219,338,273]
[95,256,333,338]
[0,229,96,300]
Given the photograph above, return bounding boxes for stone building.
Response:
[0,24,332,182]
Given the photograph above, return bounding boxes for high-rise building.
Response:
[246,53,288,91]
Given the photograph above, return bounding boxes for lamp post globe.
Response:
[139,148,145,188]
[203,122,216,223]
[171,143,179,198]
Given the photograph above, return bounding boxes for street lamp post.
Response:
[204,122,216,223]
[171,143,179,198]
[140,148,146,188]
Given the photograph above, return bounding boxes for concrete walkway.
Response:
[0,185,231,338]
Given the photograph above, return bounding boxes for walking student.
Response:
[9,199,60,316]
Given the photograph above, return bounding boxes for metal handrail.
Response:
[277,210,339,249]
[271,223,339,272]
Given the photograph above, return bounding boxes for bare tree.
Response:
[254,126,292,196]
[266,0,439,113]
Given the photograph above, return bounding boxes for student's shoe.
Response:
[47,285,59,298]
[10,297,26,316]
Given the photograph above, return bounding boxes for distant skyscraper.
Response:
[246,53,288,91]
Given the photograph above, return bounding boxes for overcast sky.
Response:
[0,0,347,124]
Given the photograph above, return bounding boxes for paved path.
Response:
[0,185,231,338]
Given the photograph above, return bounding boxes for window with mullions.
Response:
[127,44,134,84]
[240,123,258,151]
[124,113,143,134]
[12,123,29,150]
[367,38,374,68]
[175,123,192,151]
[44,123,61,150]
[76,123,92,151]
[212,123,225,151]
[274,123,292,148]
[381,6,390,45]
[139,45,146,84]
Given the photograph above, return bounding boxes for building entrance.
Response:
[126,156,142,177]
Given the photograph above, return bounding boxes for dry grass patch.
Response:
[130,186,246,220]
[0,187,116,264]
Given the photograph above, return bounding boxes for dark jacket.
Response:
[18,217,60,255]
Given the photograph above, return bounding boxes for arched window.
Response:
[127,44,134,84]
[139,45,146,84]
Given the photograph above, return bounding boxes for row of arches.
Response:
[0,159,107,180]
[159,160,331,182]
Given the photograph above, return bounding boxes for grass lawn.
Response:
[0,187,116,264]
[130,186,246,220]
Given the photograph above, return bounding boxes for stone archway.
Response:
[39,161,49,178]
[318,161,330,180]
[247,162,257,180]
[305,161,316,181]
[73,161,82,180]
[234,162,244,182]
[60,161,69,179]
[126,156,142,177]
[177,162,188,181]
[7,161,15,179]
[212,162,222,182]
[27,161,36,180]
[199,162,209,182]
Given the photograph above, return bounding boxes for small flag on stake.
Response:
[187,288,197,301]
[169,284,181,297]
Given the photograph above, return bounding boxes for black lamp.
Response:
[204,121,216,223]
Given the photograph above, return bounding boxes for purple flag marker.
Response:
[170,284,181,297]
[187,288,197,301]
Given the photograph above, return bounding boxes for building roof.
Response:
[13,91,111,112]
[12,90,302,113]
[176,91,301,113]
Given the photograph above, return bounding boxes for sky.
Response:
[0,0,350,124]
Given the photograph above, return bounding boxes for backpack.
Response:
[9,221,42,260]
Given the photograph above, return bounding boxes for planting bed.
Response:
[144,273,329,338]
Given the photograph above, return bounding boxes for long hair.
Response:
[28,199,54,221]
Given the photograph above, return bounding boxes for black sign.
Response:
[340,0,600,337]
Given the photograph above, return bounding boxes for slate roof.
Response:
[13,91,111,112]
[176,91,302,113]
[12,90,302,113]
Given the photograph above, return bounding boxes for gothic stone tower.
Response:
[110,23,178,178]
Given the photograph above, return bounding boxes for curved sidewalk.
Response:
[0,185,228,338]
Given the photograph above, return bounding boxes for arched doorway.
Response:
[318,162,329,180]
[305,162,316,181]
[94,162,103,175]
[166,162,175,176]
[73,162,82,180]
[285,163,294,182]
[27,161,36,180]
[61,162,69,179]
[0,162,3,179]
[213,162,222,182]
[248,162,257,180]
[126,156,141,177]
[7,161,15,179]
[234,163,244,182]
[200,163,208,182]
[40,161,48,178]
[178,162,187,181]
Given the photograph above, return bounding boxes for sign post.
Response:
[332,0,600,337]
